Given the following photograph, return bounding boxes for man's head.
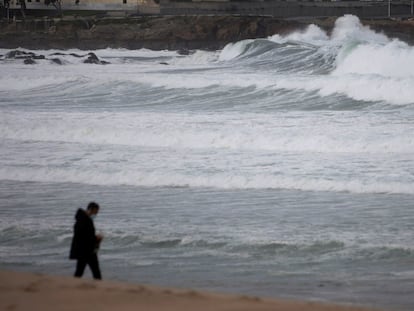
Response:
[86,202,100,217]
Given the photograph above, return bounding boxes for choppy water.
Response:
[0,15,413,310]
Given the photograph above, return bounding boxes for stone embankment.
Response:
[0,15,413,50]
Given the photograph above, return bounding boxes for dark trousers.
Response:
[74,253,102,280]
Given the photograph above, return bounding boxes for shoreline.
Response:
[0,270,384,311]
[0,15,414,51]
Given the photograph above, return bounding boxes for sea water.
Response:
[0,15,413,310]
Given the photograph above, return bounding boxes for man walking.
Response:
[70,202,103,280]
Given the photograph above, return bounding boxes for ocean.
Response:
[0,15,413,310]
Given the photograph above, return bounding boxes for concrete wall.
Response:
[159,0,413,18]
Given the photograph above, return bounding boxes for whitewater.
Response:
[0,15,413,310]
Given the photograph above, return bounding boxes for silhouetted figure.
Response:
[70,202,103,280]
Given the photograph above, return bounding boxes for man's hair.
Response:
[87,202,100,211]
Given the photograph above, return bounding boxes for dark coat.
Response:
[69,209,97,260]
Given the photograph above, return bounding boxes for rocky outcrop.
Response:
[1,49,110,65]
[0,15,413,50]
[83,52,110,64]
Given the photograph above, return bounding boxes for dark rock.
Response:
[50,52,66,56]
[24,58,36,65]
[11,52,45,60]
[6,50,32,59]
[70,53,86,58]
[83,52,100,64]
[15,55,34,60]
[5,50,20,58]
[50,58,63,65]
[159,62,169,65]
[177,48,191,56]
[83,52,110,65]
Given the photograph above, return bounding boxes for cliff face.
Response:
[0,16,304,50]
[0,15,413,50]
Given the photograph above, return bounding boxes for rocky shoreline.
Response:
[0,15,413,51]
[0,49,110,65]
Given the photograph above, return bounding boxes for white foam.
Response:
[275,73,414,105]
[331,15,389,44]
[269,15,389,47]
[1,109,414,154]
[334,40,414,78]
[169,50,220,65]
[270,24,329,45]
[91,48,178,58]
[0,166,412,194]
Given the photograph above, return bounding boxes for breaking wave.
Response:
[219,15,414,105]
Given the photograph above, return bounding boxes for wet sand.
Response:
[0,270,384,311]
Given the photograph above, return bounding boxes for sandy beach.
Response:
[0,270,384,311]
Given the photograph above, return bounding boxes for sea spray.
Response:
[218,15,414,105]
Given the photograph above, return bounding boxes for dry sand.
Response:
[0,270,384,311]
